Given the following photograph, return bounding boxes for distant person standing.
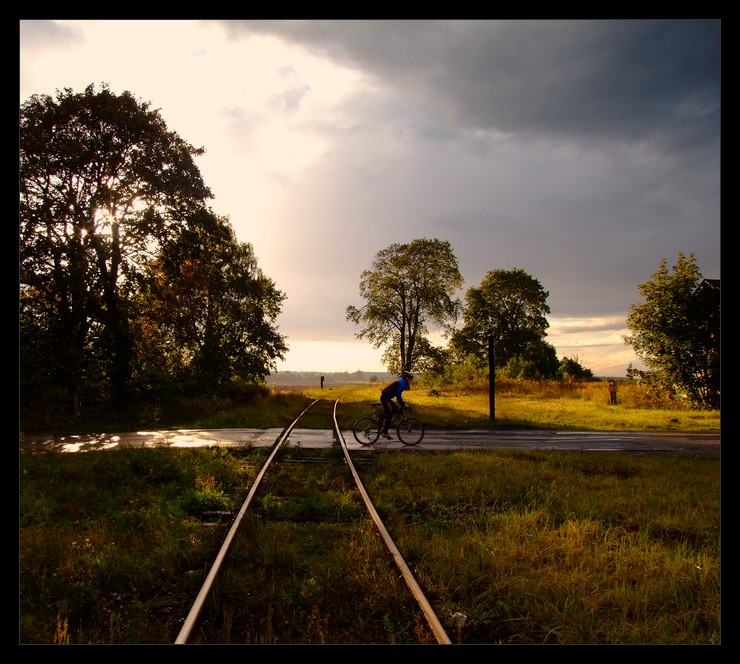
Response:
[608,380,617,405]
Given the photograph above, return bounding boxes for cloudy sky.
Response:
[19,19,721,377]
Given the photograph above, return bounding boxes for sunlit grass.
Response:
[20,443,720,644]
[22,378,719,434]
[20,380,720,644]
[368,451,720,644]
[292,382,719,432]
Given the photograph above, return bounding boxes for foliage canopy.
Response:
[450,268,553,372]
[346,238,463,373]
[624,252,719,409]
[20,84,287,424]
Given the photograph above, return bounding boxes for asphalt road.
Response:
[19,428,720,457]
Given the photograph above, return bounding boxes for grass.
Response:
[19,379,721,645]
[21,378,720,435]
[129,380,717,434]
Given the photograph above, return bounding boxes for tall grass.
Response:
[19,381,720,644]
[298,381,720,432]
[20,449,720,644]
[21,378,719,434]
[370,450,719,644]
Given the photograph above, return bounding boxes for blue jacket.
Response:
[381,377,410,407]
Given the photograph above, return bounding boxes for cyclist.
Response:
[379,371,414,439]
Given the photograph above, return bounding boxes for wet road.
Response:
[19,428,720,457]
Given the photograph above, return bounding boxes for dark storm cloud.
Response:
[215,19,720,151]
[19,19,720,374]
[212,19,720,322]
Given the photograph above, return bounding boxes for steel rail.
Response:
[333,400,452,645]
[176,397,450,644]
[174,399,320,644]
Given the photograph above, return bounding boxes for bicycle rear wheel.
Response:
[352,417,381,446]
[396,417,424,446]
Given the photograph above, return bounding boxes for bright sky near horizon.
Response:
[19,20,721,377]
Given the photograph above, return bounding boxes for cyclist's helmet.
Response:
[401,371,414,380]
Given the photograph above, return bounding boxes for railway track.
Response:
[174,398,451,645]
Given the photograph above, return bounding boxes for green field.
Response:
[19,381,721,645]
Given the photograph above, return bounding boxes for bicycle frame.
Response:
[352,404,425,447]
[385,409,411,428]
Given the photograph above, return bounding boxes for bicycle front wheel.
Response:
[352,417,381,446]
[396,417,424,446]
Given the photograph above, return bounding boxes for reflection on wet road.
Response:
[19,428,719,457]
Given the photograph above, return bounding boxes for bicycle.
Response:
[352,404,425,446]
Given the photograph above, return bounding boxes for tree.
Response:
[136,209,288,395]
[557,355,594,381]
[346,239,463,373]
[499,339,562,380]
[624,252,720,409]
[20,83,211,416]
[381,334,448,375]
[20,85,289,425]
[451,268,552,372]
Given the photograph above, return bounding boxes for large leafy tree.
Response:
[20,83,213,409]
[346,238,463,373]
[136,209,288,395]
[451,268,551,371]
[557,355,594,381]
[624,252,720,409]
[499,339,562,380]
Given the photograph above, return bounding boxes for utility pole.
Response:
[488,333,495,420]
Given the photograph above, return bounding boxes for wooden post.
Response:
[488,333,495,420]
